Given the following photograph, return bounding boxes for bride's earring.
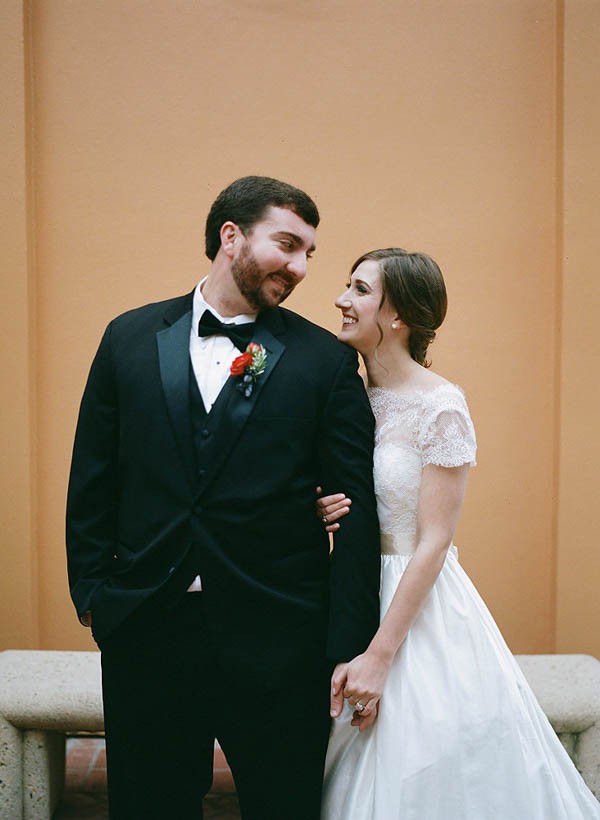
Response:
[391,322,399,330]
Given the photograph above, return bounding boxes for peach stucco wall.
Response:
[1,0,598,657]
[1,0,38,648]
[556,0,600,654]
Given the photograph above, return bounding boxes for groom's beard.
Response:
[231,242,297,310]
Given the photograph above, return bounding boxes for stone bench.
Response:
[0,650,599,818]
[0,650,103,819]
[515,653,600,799]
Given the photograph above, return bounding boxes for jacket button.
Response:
[201,429,210,438]
[198,468,206,478]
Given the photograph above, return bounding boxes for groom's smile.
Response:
[230,206,316,310]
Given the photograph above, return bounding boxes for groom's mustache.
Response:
[267,270,300,299]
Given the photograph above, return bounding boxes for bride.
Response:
[318,248,599,819]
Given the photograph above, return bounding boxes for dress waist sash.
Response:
[380,532,416,555]
[380,532,459,560]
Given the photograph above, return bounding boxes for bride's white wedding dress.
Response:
[322,383,599,819]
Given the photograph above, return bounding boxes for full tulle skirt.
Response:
[322,549,600,819]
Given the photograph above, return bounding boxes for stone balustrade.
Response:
[0,651,103,819]
[0,650,599,818]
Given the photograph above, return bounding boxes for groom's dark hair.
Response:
[205,176,320,261]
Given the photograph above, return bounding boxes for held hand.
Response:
[80,611,92,628]
[342,651,391,720]
[315,486,352,533]
[330,662,349,718]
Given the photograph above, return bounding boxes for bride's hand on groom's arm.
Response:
[315,487,352,533]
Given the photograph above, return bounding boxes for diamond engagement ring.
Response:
[355,701,365,712]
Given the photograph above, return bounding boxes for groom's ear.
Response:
[219,221,240,258]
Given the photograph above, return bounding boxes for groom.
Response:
[66,175,381,819]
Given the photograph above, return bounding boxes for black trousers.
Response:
[99,593,332,820]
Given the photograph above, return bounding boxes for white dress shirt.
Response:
[190,278,257,411]
[187,278,257,591]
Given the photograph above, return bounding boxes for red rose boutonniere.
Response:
[230,342,267,398]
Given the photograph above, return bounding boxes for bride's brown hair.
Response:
[351,248,448,368]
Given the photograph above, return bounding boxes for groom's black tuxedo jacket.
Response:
[67,292,381,689]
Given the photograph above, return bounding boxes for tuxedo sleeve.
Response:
[318,347,381,662]
[66,323,119,620]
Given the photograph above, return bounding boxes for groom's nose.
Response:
[286,251,308,280]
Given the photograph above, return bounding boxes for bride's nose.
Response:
[335,291,351,309]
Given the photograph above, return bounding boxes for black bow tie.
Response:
[197,309,256,352]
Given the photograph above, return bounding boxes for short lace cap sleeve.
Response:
[418,385,477,468]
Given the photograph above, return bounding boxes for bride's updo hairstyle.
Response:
[351,248,448,368]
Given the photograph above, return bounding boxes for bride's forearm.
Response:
[367,540,449,664]
[367,463,470,665]
[340,538,456,715]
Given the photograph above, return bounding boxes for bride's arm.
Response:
[337,462,470,723]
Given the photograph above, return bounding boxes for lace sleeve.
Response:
[418,390,477,468]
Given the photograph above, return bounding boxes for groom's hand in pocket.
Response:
[79,611,92,627]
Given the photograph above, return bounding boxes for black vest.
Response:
[164,361,232,601]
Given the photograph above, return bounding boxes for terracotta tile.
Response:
[59,736,241,818]
[64,770,86,790]
[82,768,108,792]
[213,747,229,769]
[53,791,108,819]
[57,785,240,818]
[65,745,96,769]
[94,746,107,767]
[210,767,236,794]
[204,793,241,819]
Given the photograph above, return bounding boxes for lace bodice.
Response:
[368,383,476,555]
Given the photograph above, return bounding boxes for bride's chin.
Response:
[337,333,363,353]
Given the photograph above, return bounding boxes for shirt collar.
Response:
[192,277,257,327]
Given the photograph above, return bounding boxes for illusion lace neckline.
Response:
[367,382,461,401]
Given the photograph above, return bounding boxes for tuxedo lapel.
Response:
[199,308,286,492]
[156,306,196,489]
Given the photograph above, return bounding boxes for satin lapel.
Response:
[156,309,195,489]
[200,312,286,492]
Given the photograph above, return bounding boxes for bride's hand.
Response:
[315,486,352,532]
[343,651,391,720]
[351,700,379,732]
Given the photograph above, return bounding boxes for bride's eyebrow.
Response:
[352,277,372,290]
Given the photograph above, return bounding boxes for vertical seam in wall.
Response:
[23,0,40,647]
[551,0,565,654]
